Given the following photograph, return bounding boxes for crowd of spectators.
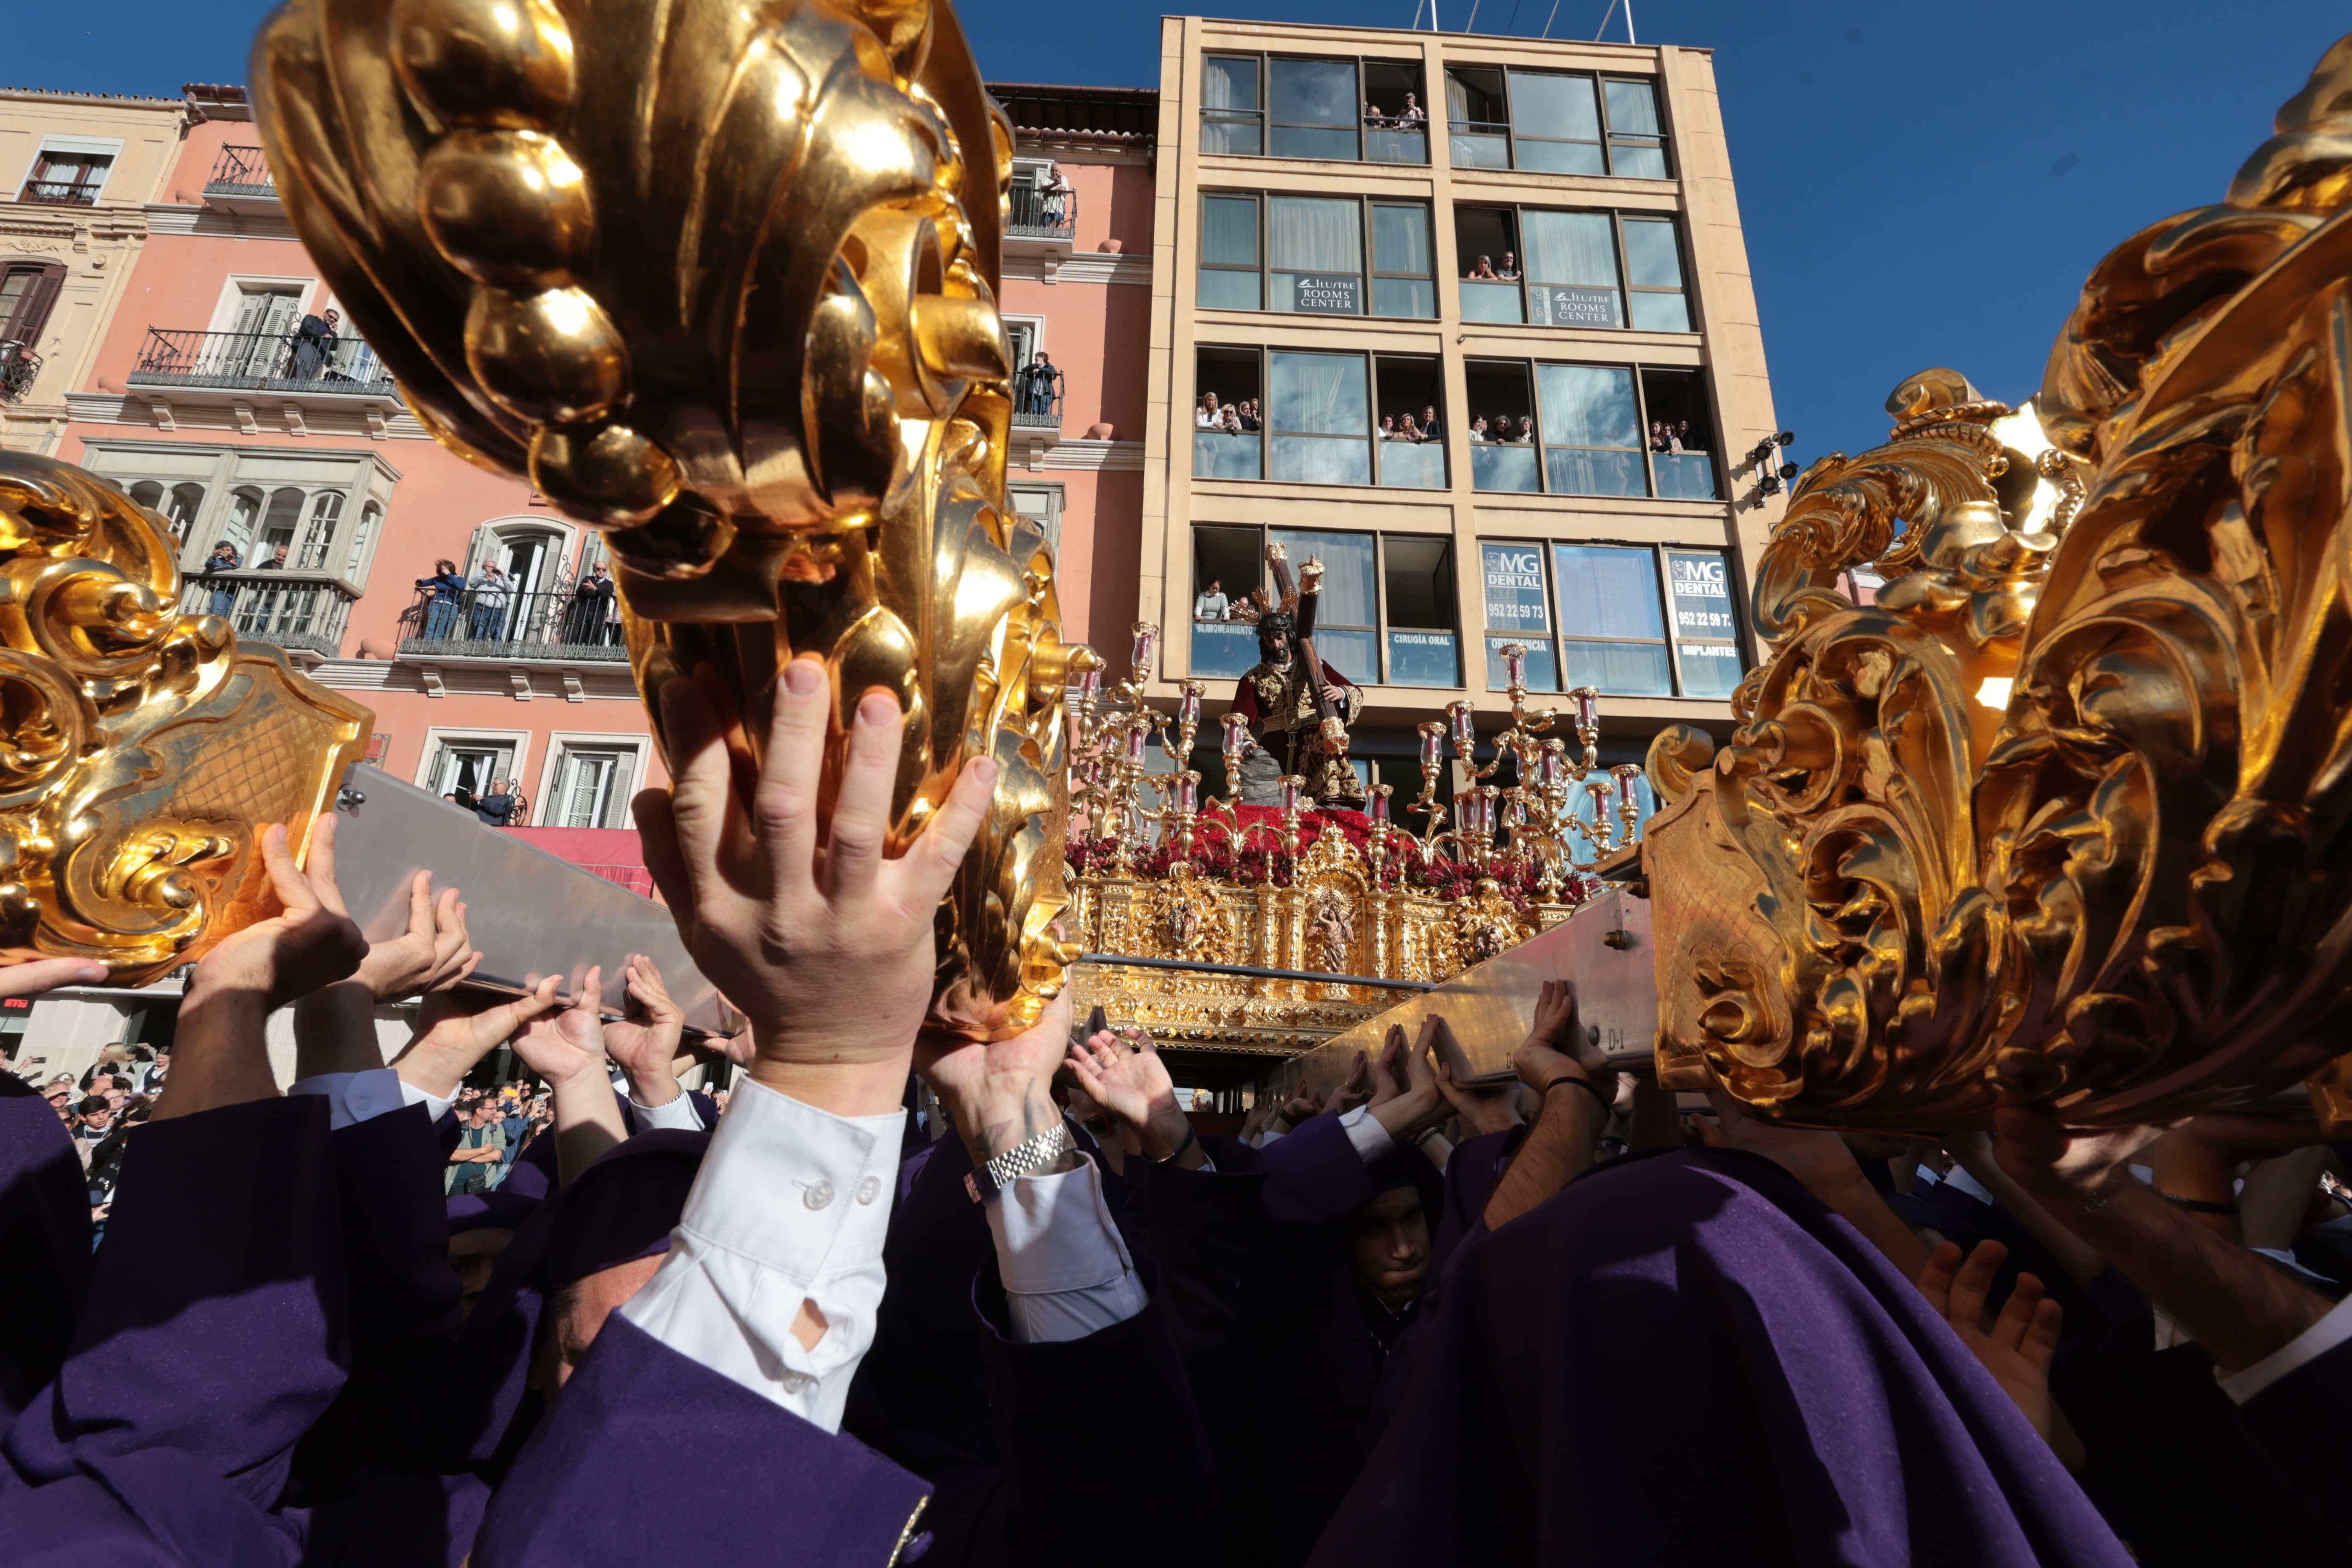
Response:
[1195,391,1263,435]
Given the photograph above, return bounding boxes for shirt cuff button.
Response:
[855,1174,882,1205]
[803,1179,835,1211]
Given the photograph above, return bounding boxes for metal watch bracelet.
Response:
[963,1120,1074,1204]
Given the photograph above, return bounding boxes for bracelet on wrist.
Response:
[2156,1189,2240,1216]
[1542,1073,1611,1115]
[1154,1122,1199,1165]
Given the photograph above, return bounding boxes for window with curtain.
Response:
[553,747,635,829]
[1268,196,1363,313]
[1522,210,1623,328]
[1370,203,1434,317]
[1199,194,1262,309]
[1270,527,1377,684]
[1666,549,1742,697]
[1480,541,1560,691]
[1268,59,1359,160]
[1269,352,1371,486]
[1536,363,1644,496]
[1623,218,1690,330]
[1202,56,1262,154]
[1507,71,1603,175]
[1444,67,1510,169]
[1553,543,1670,695]
[1602,79,1670,177]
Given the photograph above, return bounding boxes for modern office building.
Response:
[1139,18,1785,800]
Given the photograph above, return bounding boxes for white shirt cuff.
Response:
[289,1067,430,1130]
[629,1089,703,1132]
[984,1157,1148,1345]
[1340,1104,1396,1164]
[2216,1290,2352,1405]
[617,1076,901,1432]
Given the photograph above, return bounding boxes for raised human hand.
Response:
[1328,1051,1374,1115]
[921,990,1078,1168]
[1915,1240,2061,1440]
[1368,1025,1410,1109]
[635,660,996,1115]
[1063,1021,1194,1160]
[0,957,108,1001]
[510,967,608,1093]
[1991,1103,2168,1206]
[604,952,686,1104]
[1426,1011,1520,1136]
[189,819,368,1012]
[395,976,562,1101]
[354,872,480,1001]
[1510,979,1612,1097]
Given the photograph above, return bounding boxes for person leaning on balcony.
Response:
[469,561,511,641]
[1194,579,1228,622]
[1022,351,1062,415]
[475,777,519,828]
[566,560,617,644]
[417,559,467,639]
[199,540,241,618]
[1197,392,1222,430]
[257,545,289,570]
[287,307,340,381]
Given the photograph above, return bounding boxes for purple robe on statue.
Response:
[1309,1147,2136,1568]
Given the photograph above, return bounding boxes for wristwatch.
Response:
[963,1120,1074,1204]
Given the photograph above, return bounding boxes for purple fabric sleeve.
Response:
[1258,1110,1376,1228]
[475,1314,930,1568]
[0,1454,304,1567]
[0,1079,92,1422]
[3,1096,348,1509]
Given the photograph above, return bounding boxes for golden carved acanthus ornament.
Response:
[0,455,372,980]
[251,0,1084,1036]
[1645,34,2352,1126]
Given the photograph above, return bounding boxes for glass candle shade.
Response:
[1131,621,1158,673]
[1178,683,1202,725]
[1539,744,1564,786]
[1500,642,1527,688]
[1418,722,1445,767]
[1448,702,1476,748]
[1575,689,1599,730]
[1223,711,1250,752]
[1280,776,1303,815]
[1369,785,1391,824]
[1175,772,1199,814]
[1124,724,1147,765]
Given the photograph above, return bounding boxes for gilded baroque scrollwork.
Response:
[1645,34,2352,1126]
[253,0,1082,1037]
[0,454,371,980]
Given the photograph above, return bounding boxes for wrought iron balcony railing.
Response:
[397,583,631,663]
[1010,375,1063,429]
[191,570,358,659]
[128,327,401,399]
[1007,181,1075,241]
[204,146,277,199]
[18,179,102,207]
[0,342,40,404]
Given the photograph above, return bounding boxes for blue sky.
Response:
[9,0,2338,463]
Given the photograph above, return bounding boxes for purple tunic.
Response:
[0,1077,91,1421]
[1309,1148,2136,1568]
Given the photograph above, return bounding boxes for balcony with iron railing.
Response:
[1010,373,1063,430]
[202,146,278,212]
[128,327,401,401]
[192,570,359,660]
[397,583,631,664]
[0,342,41,404]
[17,178,102,207]
[1006,181,1075,244]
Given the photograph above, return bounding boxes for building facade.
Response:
[1139,18,1785,804]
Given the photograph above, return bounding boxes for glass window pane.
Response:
[1510,72,1600,141]
[1366,127,1429,164]
[1527,283,1621,328]
[1603,79,1660,135]
[1271,436,1371,486]
[1205,56,1260,112]
[1459,280,1524,323]
[1198,268,1262,311]
[1471,443,1540,492]
[1655,451,1717,499]
[1271,59,1358,124]
[1449,132,1513,169]
[1485,635,1560,692]
[1522,211,1619,286]
[1677,642,1745,697]
[1316,628,1379,686]
[1664,551,1734,640]
[1608,141,1669,179]
[1560,638,1671,695]
[1201,118,1262,156]
[1372,277,1435,318]
[1371,204,1430,276]
[1516,139,1606,176]
[1536,364,1640,449]
[1629,290,1691,332]
[1480,543,1552,632]
[1269,351,1368,436]
[1270,126,1358,161]
[1376,440,1446,488]
[1544,447,1645,496]
[1194,430,1262,479]
[1191,621,1262,677]
[1622,219,1684,287]
[1554,544,1662,640]
[1271,529,1378,626]
[1387,630,1459,686]
[1202,196,1259,266]
[1268,197,1363,272]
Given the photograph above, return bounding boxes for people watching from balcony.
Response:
[565,560,618,645]
[1420,404,1443,440]
[1650,418,1693,453]
[287,307,340,381]
[1042,161,1074,225]
[1495,251,1522,282]
[199,540,242,617]
[475,776,520,828]
[1197,392,1224,429]
[417,558,467,638]
[1468,416,1491,443]
[469,560,511,641]
[1238,398,1261,432]
[1379,415,1398,441]
[1196,578,1230,621]
[256,544,289,570]
[1467,255,1498,280]
[1016,351,1063,416]
[1397,414,1427,443]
